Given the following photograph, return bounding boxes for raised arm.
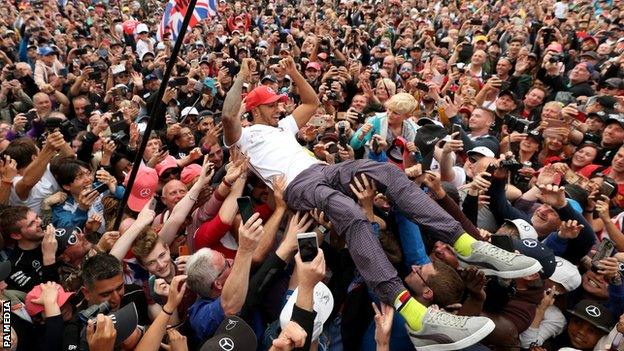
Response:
[159,157,214,245]
[280,57,320,129]
[15,131,65,200]
[222,58,256,146]
[109,204,155,260]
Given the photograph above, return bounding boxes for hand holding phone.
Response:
[237,196,255,224]
[297,232,319,262]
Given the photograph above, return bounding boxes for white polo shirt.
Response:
[229,115,321,188]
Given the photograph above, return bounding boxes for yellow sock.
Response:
[453,233,477,256]
[395,290,428,331]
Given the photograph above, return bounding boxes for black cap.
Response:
[567,300,616,333]
[498,89,519,105]
[587,110,609,123]
[606,114,624,129]
[261,75,278,83]
[595,95,617,110]
[512,238,556,278]
[54,227,83,254]
[200,315,257,351]
[526,129,543,144]
[80,303,139,346]
[603,77,623,90]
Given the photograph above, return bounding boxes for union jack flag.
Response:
[157,0,218,41]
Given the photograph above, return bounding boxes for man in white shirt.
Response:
[222,58,541,350]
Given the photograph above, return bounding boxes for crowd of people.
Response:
[0,0,624,350]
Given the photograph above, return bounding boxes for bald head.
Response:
[162,179,188,210]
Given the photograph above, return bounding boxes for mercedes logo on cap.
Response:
[585,305,601,318]
[139,188,152,197]
[522,239,537,248]
[55,228,66,237]
[225,318,238,331]
[218,337,234,351]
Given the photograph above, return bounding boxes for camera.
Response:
[327,91,338,100]
[548,54,562,63]
[44,117,77,142]
[500,156,523,172]
[78,302,111,323]
[504,115,530,134]
[110,130,128,146]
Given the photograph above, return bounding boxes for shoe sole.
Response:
[459,260,542,279]
[411,319,495,351]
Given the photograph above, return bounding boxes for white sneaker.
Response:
[407,306,495,350]
[457,241,542,279]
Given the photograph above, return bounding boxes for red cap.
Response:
[181,164,202,185]
[155,155,179,177]
[306,62,322,71]
[244,86,288,112]
[124,166,158,212]
[26,283,74,316]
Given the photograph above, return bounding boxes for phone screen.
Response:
[591,238,615,271]
[237,196,255,224]
[94,183,109,194]
[297,233,318,262]
[600,182,615,198]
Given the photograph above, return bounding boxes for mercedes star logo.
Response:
[139,188,152,197]
[225,319,238,331]
[585,305,601,318]
[522,239,537,248]
[218,337,234,351]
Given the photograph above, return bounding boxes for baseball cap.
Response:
[244,86,288,112]
[181,164,202,185]
[567,300,616,333]
[261,75,278,84]
[603,77,623,90]
[144,73,159,82]
[26,283,75,316]
[498,89,519,104]
[595,95,618,110]
[279,282,334,341]
[606,114,624,129]
[38,46,55,56]
[306,62,322,71]
[512,238,554,278]
[155,156,180,178]
[587,110,608,123]
[140,51,155,61]
[416,117,442,127]
[80,303,139,346]
[136,23,149,34]
[200,315,257,351]
[473,35,488,44]
[0,261,11,282]
[549,256,581,292]
[581,36,598,45]
[504,219,538,239]
[124,166,158,212]
[414,124,448,169]
[320,132,339,143]
[580,51,598,60]
[181,106,199,119]
[54,226,83,254]
[467,146,495,158]
[526,129,543,144]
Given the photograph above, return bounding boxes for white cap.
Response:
[467,146,495,158]
[549,256,581,292]
[136,23,149,34]
[156,42,166,51]
[181,107,199,117]
[279,282,334,341]
[504,219,538,240]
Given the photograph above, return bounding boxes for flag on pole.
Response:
[157,0,218,41]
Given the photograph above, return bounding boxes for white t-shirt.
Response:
[230,115,321,187]
[9,165,60,215]
[554,2,568,19]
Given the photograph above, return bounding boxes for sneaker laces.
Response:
[475,243,516,263]
[427,308,469,329]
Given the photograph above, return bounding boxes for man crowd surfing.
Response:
[0,0,623,349]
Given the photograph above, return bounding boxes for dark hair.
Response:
[50,157,91,188]
[428,260,465,308]
[81,253,123,290]
[5,137,38,169]
[0,206,31,246]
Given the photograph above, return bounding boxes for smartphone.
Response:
[59,67,68,77]
[93,183,109,194]
[25,110,38,122]
[452,124,462,138]
[330,58,346,67]
[148,198,158,211]
[268,56,281,66]
[159,144,169,153]
[168,77,188,87]
[591,238,615,272]
[491,234,514,252]
[297,232,319,262]
[439,41,449,49]
[470,19,483,25]
[599,181,616,198]
[190,59,199,68]
[178,245,190,256]
[416,82,429,92]
[237,196,255,224]
[308,115,326,128]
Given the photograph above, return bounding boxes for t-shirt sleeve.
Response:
[277,115,299,135]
